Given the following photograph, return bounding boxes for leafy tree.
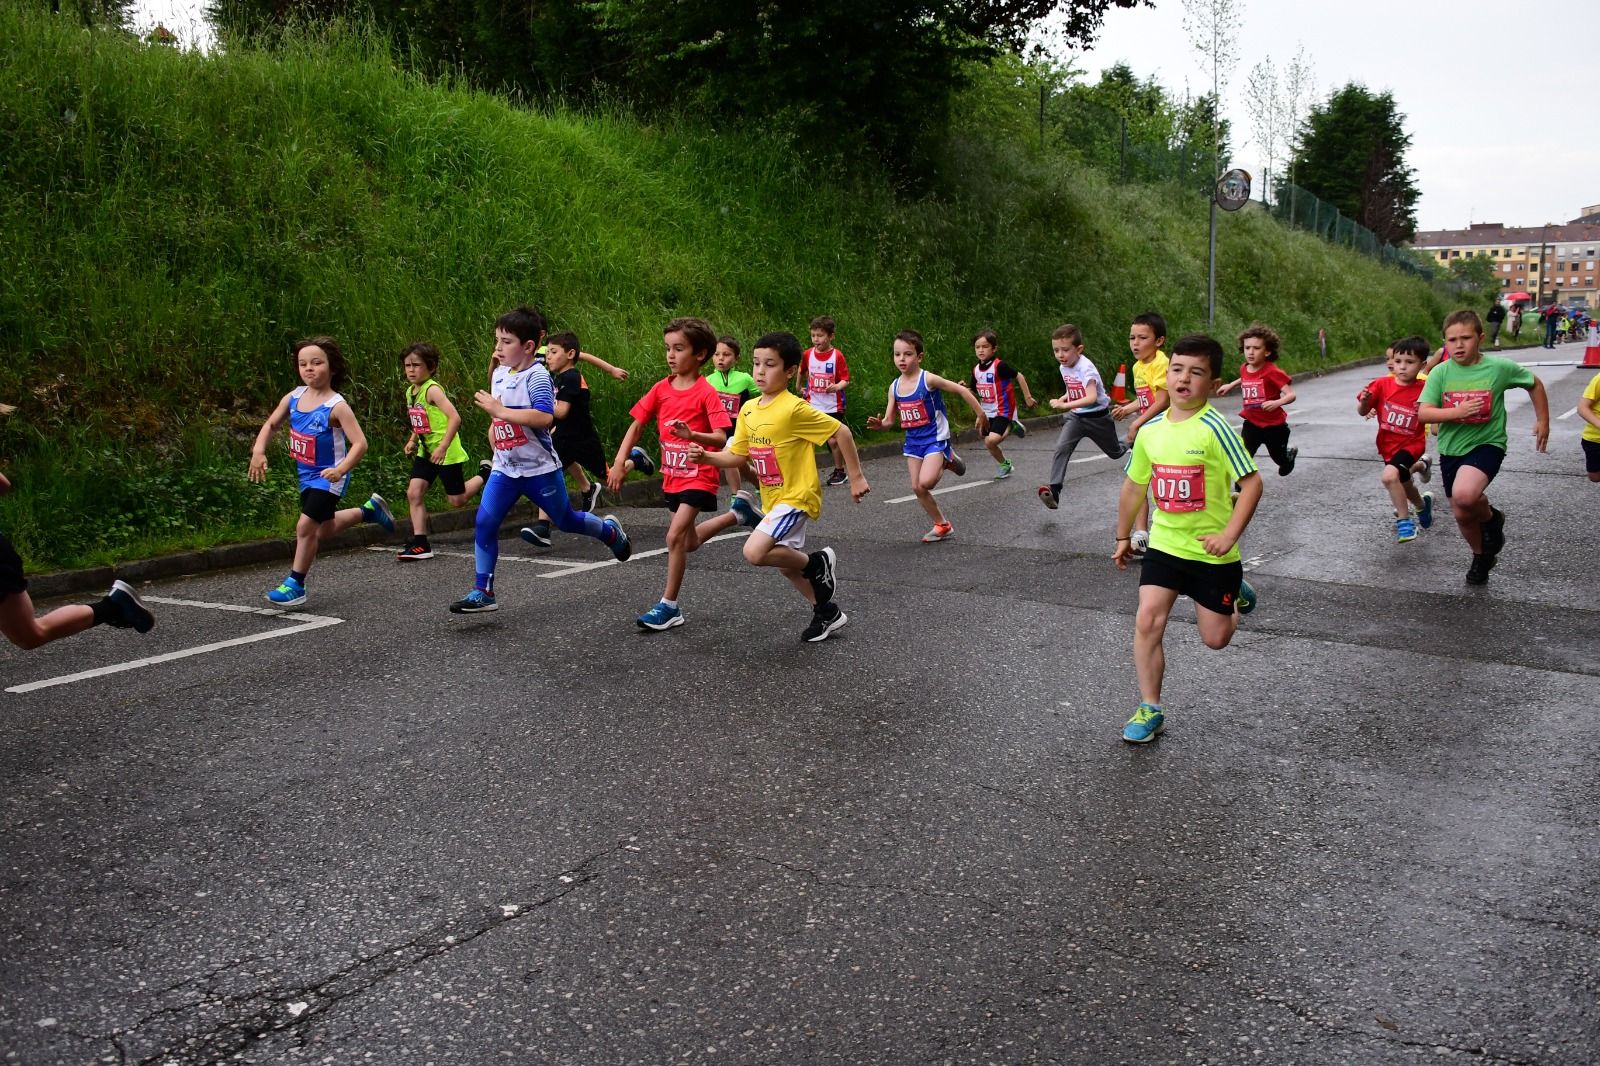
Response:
[1449,254,1500,305]
[1289,83,1419,244]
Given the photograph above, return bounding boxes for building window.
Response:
[1451,250,1460,257]
[1438,251,1448,260]
[1588,261,1595,270]
[1502,264,1512,273]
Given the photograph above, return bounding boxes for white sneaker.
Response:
[1130,529,1149,554]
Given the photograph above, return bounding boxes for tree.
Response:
[1449,254,1500,305]
[1180,0,1242,168]
[1290,83,1420,245]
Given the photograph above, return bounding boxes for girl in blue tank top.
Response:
[866,330,991,544]
[247,336,396,608]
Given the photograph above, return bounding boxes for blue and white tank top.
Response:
[893,371,950,447]
[489,363,561,478]
[287,387,349,494]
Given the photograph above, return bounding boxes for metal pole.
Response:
[1120,117,1128,185]
[1536,226,1548,303]
[1039,84,1046,152]
[1208,193,1218,327]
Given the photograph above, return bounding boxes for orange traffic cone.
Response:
[1112,363,1128,404]
[1583,332,1600,368]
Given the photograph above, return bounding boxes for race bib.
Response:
[1240,381,1264,409]
[1063,377,1086,402]
[1152,463,1205,513]
[808,374,833,395]
[1381,400,1419,434]
[660,439,699,476]
[490,418,527,451]
[718,392,742,417]
[748,445,784,487]
[897,397,930,428]
[1444,389,1493,424]
[1136,385,1154,413]
[975,381,998,405]
[288,429,317,466]
[407,405,431,434]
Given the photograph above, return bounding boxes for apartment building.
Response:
[1410,216,1600,307]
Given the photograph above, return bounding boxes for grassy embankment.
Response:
[0,7,1453,571]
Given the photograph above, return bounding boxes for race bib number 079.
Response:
[1152,463,1205,513]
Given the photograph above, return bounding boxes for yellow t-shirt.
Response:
[730,391,841,518]
[1584,372,1600,444]
[1131,350,1169,413]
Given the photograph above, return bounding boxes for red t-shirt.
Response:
[1364,375,1426,462]
[1237,363,1292,427]
[629,376,732,494]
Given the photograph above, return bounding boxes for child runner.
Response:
[1111,311,1170,552]
[1418,309,1550,585]
[1580,368,1600,483]
[865,329,985,542]
[687,331,870,642]
[449,308,632,613]
[1113,333,1261,743]
[708,335,759,499]
[397,341,488,561]
[969,329,1037,479]
[1215,323,1298,476]
[0,470,155,648]
[1038,324,1126,510]
[606,317,735,631]
[520,331,615,548]
[248,336,395,607]
[802,315,851,486]
[1356,335,1435,542]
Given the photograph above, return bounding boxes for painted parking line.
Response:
[5,596,343,695]
[1558,407,1578,420]
[371,534,752,580]
[884,454,1111,504]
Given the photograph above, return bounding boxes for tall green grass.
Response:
[0,7,1451,570]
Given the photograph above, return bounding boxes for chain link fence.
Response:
[1268,181,1437,280]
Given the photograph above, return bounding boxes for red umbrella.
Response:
[1506,292,1532,301]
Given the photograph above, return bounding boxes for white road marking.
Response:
[366,546,576,567]
[537,532,749,579]
[5,597,343,695]
[1558,407,1578,421]
[884,454,1110,504]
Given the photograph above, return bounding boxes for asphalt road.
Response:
[3,355,1597,1065]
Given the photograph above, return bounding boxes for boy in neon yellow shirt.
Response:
[1113,334,1262,743]
[1579,370,1600,483]
[689,330,870,642]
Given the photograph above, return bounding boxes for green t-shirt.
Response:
[406,379,469,465]
[1418,355,1536,456]
[708,368,756,398]
[1125,403,1257,564]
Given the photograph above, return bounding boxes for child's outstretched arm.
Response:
[606,417,647,494]
[1526,376,1550,453]
[0,470,11,496]
[1125,389,1169,440]
[1356,385,1377,418]
[865,384,897,431]
[1200,471,1261,557]
[1578,392,1600,433]
[1112,476,1147,569]
[247,393,294,482]
[1264,383,1297,411]
[1053,381,1101,413]
[427,384,465,464]
[929,374,990,434]
[579,351,628,381]
[323,402,370,483]
[1016,370,1037,408]
[0,402,15,417]
[1214,377,1241,395]
[830,425,871,502]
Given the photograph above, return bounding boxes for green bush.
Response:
[0,7,1450,570]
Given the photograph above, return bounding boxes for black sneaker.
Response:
[804,547,837,605]
[1465,554,1493,586]
[1481,507,1506,557]
[583,483,603,513]
[801,602,848,643]
[825,468,848,486]
[520,523,552,548]
[1278,446,1298,477]
[105,579,156,633]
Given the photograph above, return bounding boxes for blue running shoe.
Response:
[448,589,497,613]
[1236,577,1257,615]
[1395,516,1417,543]
[603,514,632,561]
[729,490,764,529]
[106,579,156,633]
[637,601,685,631]
[265,575,306,608]
[363,493,396,533]
[1417,492,1434,530]
[629,446,656,477]
[1122,703,1165,743]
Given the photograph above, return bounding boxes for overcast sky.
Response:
[1066,0,1593,232]
[131,0,1585,234]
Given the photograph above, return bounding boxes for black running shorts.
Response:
[1139,547,1244,616]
